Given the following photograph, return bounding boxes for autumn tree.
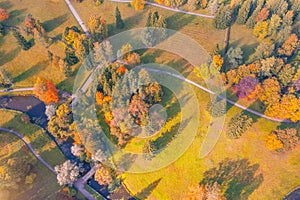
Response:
[187,0,201,11]
[212,54,224,71]
[88,15,108,41]
[255,7,269,22]
[142,11,167,46]
[12,29,31,50]
[213,5,233,29]
[227,113,253,139]
[125,52,141,66]
[115,6,124,29]
[34,77,59,104]
[236,0,252,24]
[234,76,261,101]
[253,21,269,40]
[54,160,80,186]
[278,34,299,57]
[278,64,295,86]
[246,5,262,28]
[249,40,275,61]
[48,103,74,139]
[268,14,282,38]
[95,165,113,185]
[185,183,226,200]
[266,128,299,152]
[131,0,145,10]
[0,8,9,21]
[259,77,281,106]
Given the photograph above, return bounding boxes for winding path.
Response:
[0,87,34,93]
[64,0,92,38]
[0,127,55,173]
[0,127,98,200]
[110,0,215,18]
[142,67,290,123]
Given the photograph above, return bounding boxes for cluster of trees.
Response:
[95,57,163,145]
[34,77,59,104]
[265,128,299,152]
[227,113,253,139]
[216,1,300,121]
[185,182,226,200]
[48,102,75,140]
[142,11,167,47]
[186,158,263,199]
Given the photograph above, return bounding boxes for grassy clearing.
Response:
[119,53,300,199]
[0,109,66,200]
[0,0,78,90]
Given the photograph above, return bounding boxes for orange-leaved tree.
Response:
[34,77,59,104]
[0,8,9,21]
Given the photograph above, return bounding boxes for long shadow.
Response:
[201,158,264,200]
[166,13,196,31]
[151,117,191,151]
[42,14,69,32]
[241,43,258,64]
[13,61,48,83]
[0,1,12,10]
[6,9,27,26]
[116,153,137,171]
[0,48,19,65]
[134,178,162,200]
[110,10,147,36]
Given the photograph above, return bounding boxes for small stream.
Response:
[0,95,130,200]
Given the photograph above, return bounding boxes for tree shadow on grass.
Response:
[42,14,69,33]
[6,9,27,26]
[241,43,258,64]
[116,153,137,172]
[0,48,19,65]
[166,13,195,31]
[0,1,13,10]
[201,158,264,200]
[134,178,162,200]
[13,61,48,83]
[152,117,192,151]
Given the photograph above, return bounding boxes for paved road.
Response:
[110,0,215,18]
[74,165,100,200]
[0,127,55,173]
[64,0,92,38]
[0,87,34,93]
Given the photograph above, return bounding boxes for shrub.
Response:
[227,113,253,139]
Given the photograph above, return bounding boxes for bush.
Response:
[227,113,253,139]
[206,96,226,118]
[266,128,299,152]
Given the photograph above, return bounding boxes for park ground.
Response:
[1,0,300,199]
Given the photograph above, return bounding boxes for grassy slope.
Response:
[0,109,65,200]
